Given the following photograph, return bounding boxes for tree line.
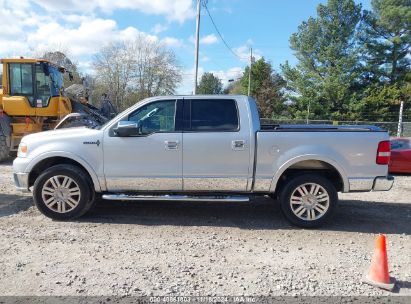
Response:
[202,0,410,122]
[41,0,409,122]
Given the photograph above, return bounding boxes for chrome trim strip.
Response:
[373,176,394,191]
[106,177,182,191]
[348,178,374,192]
[13,172,30,193]
[253,177,272,192]
[98,176,107,192]
[183,177,247,192]
[102,194,250,202]
[246,177,254,192]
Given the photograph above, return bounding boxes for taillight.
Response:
[376,140,391,165]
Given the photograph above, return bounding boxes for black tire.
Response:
[0,127,10,162]
[278,174,338,228]
[33,164,95,220]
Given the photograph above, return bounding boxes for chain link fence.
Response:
[260,119,411,137]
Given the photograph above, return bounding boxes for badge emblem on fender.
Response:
[83,140,100,146]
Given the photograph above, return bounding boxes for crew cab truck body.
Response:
[13,95,394,227]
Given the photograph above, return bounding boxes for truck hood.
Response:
[22,127,101,143]
[21,127,104,160]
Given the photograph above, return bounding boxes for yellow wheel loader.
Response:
[0,58,111,162]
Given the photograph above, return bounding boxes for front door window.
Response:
[128,100,176,134]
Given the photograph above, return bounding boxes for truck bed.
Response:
[253,127,389,193]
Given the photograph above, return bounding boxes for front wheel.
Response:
[33,165,95,220]
[278,174,338,228]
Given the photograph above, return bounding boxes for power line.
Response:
[203,2,248,61]
[193,0,201,94]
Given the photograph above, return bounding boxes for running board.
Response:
[102,194,250,202]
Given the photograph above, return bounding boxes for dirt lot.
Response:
[0,159,410,297]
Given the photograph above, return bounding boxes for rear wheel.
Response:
[279,174,338,228]
[33,164,95,220]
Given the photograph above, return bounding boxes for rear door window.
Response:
[189,99,239,131]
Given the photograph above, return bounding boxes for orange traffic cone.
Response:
[363,234,396,291]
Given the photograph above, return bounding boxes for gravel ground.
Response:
[0,159,410,297]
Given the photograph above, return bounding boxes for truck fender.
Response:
[26,151,103,192]
[269,154,349,193]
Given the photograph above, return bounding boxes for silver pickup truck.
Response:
[13,95,394,227]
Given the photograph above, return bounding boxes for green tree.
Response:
[240,58,287,119]
[281,0,362,120]
[197,72,223,94]
[358,84,402,121]
[359,0,411,85]
[224,80,243,95]
[356,0,411,123]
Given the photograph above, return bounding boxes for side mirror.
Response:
[113,121,140,137]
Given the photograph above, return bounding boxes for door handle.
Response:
[165,140,179,150]
[232,140,246,150]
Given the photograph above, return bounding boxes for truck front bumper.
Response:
[13,157,32,193]
[13,172,30,193]
[348,176,394,192]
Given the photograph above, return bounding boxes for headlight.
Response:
[17,143,28,158]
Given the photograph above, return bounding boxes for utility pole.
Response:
[248,47,252,96]
[306,101,311,124]
[397,100,404,137]
[193,0,201,95]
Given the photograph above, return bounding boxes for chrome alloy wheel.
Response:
[41,175,81,213]
[289,183,330,221]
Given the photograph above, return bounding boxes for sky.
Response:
[0,0,372,94]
